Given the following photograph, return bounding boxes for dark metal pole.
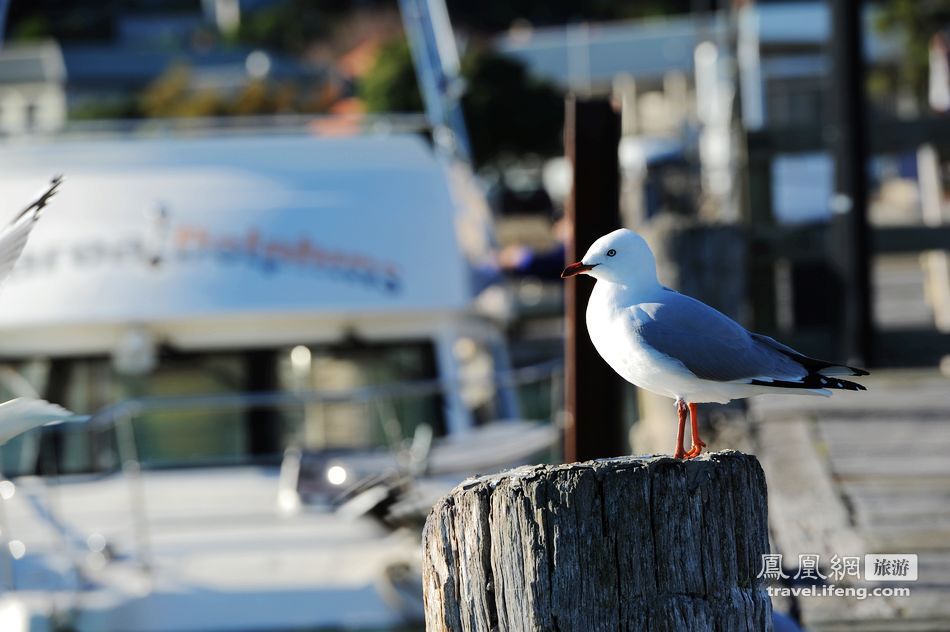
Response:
[564,96,625,462]
[0,0,9,48]
[828,0,873,366]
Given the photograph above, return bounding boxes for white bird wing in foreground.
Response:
[0,175,62,287]
[630,290,807,384]
[0,179,73,446]
[0,398,75,446]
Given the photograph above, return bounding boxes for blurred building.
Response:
[496,3,907,226]
[931,28,950,113]
[0,40,66,135]
[0,0,336,126]
[496,14,719,134]
[739,1,903,129]
[61,45,327,114]
[494,14,723,224]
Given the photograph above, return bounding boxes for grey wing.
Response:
[634,291,806,382]
[0,176,62,286]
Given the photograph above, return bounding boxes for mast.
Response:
[0,0,10,49]
[398,0,473,162]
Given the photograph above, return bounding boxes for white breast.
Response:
[585,283,687,398]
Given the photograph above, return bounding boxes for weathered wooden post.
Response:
[564,96,626,462]
[422,451,771,631]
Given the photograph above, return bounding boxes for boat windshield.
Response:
[0,340,445,474]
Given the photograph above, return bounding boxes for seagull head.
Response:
[561,228,658,286]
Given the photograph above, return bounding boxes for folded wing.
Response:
[632,291,868,391]
[633,291,807,383]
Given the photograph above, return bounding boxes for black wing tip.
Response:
[15,175,63,223]
[38,175,64,207]
[751,333,871,377]
[831,377,867,391]
[750,376,868,392]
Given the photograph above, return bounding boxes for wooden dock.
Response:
[750,368,950,631]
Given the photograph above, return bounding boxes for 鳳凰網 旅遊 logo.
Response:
[864,554,918,581]
[757,552,916,601]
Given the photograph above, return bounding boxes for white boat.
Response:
[0,131,561,631]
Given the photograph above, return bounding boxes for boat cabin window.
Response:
[0,340,443,474]
[276,341,445,451]
[453,336,503,425]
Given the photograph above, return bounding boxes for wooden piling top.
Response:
[422,450,772,632]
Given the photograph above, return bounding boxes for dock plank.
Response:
[756,419,866,560]
[754,369,950,631]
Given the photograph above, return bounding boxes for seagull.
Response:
[562,228,868,460]
[0,176,75,447]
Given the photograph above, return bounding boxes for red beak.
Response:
[561,261,596,278]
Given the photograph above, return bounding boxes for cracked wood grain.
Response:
[422,450,772,632]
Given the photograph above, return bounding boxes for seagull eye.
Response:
[606,249,617,257]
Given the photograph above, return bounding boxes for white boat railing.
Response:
[85,359,562,429]
[4,360,564,583]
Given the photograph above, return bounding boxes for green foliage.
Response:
[460,48,563,166]
[70,98,139,121]
[233,0,392,54]
[136,63,325,119]
[875,0,950,101]
[360,38,563,167]
[139,64,208,118]
[227,0,694,64]
[233,1,328,54]
[358,39,424,113]
[8,14,52,41]
[5,4,114,42]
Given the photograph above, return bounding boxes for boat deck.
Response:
[1,466,421,631]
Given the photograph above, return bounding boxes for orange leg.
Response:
[673,399,687,459]
[684,402,706,459]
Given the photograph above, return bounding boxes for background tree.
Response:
[875,0,950,105]
[460,47,563,166]
[358,38,423,112]
[360,38,563,167]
